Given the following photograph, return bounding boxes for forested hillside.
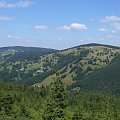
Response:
[0,46,57,62]
[70,55,120,95]
[0,82,120,120]
[0,43,120,95]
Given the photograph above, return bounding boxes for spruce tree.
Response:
[43,78,67,120]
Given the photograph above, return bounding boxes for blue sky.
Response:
[0,0,120,49]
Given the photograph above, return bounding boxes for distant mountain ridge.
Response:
[0,46,57,62]
[0,46,57,52]
[0,43,120,95]
[61,43,120,51]
[0,43,120,53]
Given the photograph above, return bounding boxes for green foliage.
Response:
[80,49,89,57]
[69,91,120,120]
[76,55,120,95]
[43,78,67,120]
[0,82,46,120]
[0,82,120,120]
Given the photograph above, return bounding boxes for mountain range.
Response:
[0,43,120,95]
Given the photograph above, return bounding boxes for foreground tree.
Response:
[43,78,67,120]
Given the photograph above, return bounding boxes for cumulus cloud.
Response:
[0,16,13,21]
[0,0,33,8]
[60,23,87,31]
[71,23,87,30]
[101,16,120,23]
[34,25,48,30]
[98,28,109,32]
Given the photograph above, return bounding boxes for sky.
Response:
[0,0,120,49]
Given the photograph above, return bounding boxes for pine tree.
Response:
[72,112,83,120]
[43,78,67,120]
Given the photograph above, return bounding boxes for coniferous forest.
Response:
[0,80,120,120]
[0,44,120,120]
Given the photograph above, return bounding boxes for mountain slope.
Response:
[74,55,120,95]
[0,46,57,52]
[0,43,120,95]
[33,44,120,91]
[0,46,57,62]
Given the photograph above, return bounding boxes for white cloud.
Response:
[98,28,109,32]
[0,16,13,21]
[60,26,71,30]
[60,23,87,31]
[34,25,48,30]
[0,30,12,33]
[0,0,33,8]
[106,35,120,39]
[111,23,120,30]
[7,35,12,39]
[100,16,120,34]
[106,35,114,39]
[111,30,117,34]
[101,16,120,23]
[71,23,87,30]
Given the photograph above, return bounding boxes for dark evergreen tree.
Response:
[72,112,83,120]
[43,78,67,120]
